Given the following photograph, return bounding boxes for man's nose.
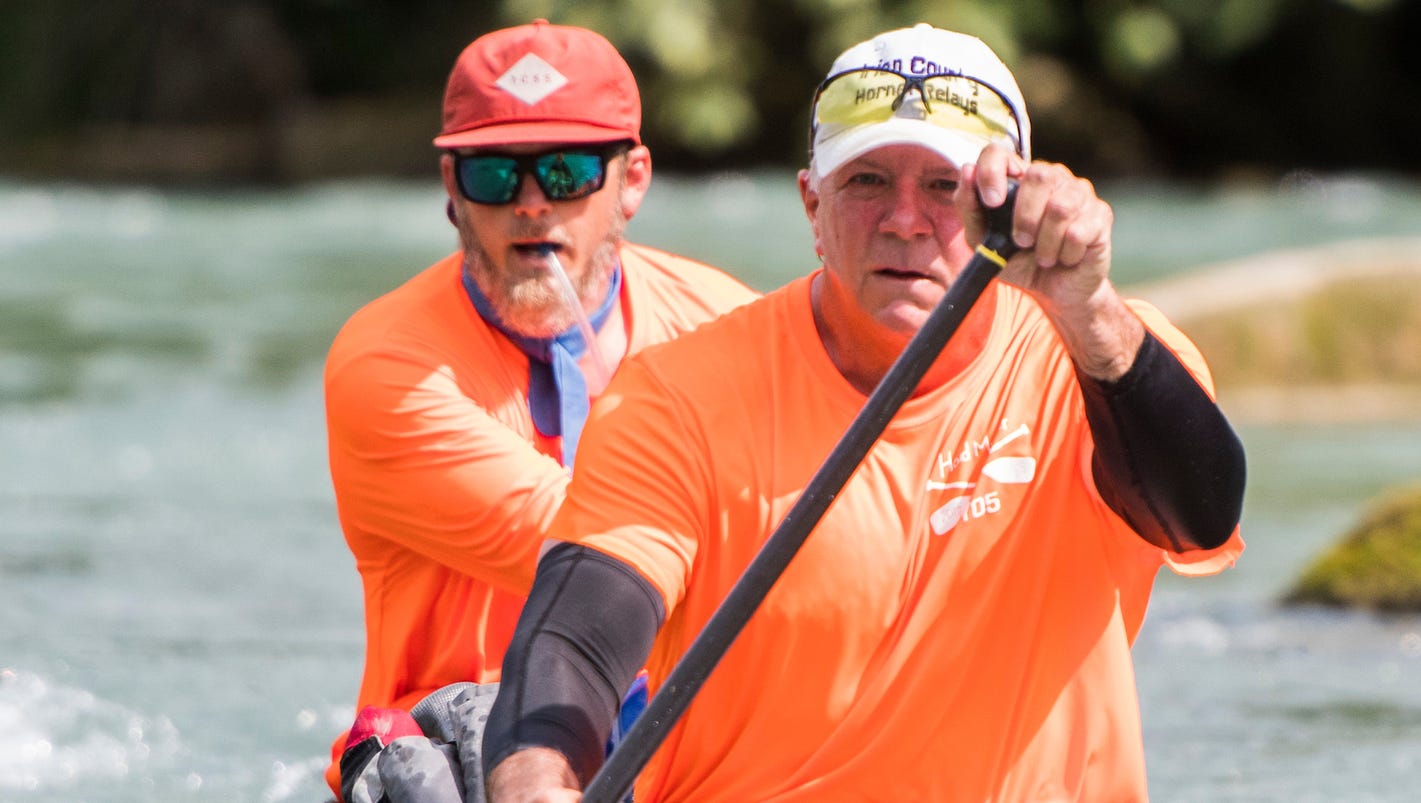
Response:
[512,172,551,216]
[880,183,933,239]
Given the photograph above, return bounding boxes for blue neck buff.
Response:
[462,263,622,470]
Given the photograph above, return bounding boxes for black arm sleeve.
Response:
[1077,330,1246,552]
[482,542,665,787]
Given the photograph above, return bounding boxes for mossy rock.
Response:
[1283,485,1421,611]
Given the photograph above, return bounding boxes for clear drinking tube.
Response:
[539,244,612,390]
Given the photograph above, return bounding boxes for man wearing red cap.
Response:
[321,20,756,802]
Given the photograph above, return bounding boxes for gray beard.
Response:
[458,206,626,340]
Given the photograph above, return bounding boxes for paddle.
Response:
[580,181,1022,803]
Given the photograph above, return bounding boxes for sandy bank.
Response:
[1126,237,1421,424]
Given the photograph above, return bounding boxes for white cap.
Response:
[810,23,1031,178]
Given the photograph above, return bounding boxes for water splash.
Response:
[0,667,181,792]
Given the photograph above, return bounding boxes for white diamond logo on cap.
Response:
[494,53,569,105]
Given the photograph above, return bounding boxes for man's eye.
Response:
[928,178,960,192]
[845,172,886,187]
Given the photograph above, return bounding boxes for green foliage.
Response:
[1103,7,1181,81]
[1337,0,1402,11]
[1284,485,1421,611]
[0,0,1414,179]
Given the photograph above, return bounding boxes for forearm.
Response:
[486,747,582,803]
[483,543,664,796]
[1078,330,1246,552]
[1043,282,1145,382]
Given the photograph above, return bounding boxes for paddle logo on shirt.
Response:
[925,419,1036,535]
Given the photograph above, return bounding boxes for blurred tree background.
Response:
[0,0,1417,185]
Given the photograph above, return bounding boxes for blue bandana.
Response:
[462,264,622,469]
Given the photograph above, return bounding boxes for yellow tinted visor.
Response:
[813,69,1023,155]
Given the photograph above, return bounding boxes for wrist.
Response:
[487,747,581,803]
[1043,284,1145,382]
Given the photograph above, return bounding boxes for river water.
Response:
[3,172,1421,801]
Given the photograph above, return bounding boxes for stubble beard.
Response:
[458,198,626,340]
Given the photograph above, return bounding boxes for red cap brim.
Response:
[433,120,639,149]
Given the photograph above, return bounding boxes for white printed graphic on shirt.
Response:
[926,420,1036,536]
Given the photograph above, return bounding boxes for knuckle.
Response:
[1044,196,1075,220]
[1021,163,1055,186]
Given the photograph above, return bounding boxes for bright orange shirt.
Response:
[555,274,1242,802]
[322,243,755,794]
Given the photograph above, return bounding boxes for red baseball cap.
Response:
[434,20,642,149]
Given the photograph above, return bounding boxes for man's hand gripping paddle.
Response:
[580,182,1022,803]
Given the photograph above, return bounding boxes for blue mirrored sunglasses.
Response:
[452,145,628,205]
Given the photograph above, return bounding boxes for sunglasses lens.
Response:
[458,156,521,204]
[455,150,611,204]
[814,69,905,128]
[533,151,607,201]
[919,75,1020,150]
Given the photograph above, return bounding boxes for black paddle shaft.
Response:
[581,182,1021,803]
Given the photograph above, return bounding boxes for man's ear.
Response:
[798,168,823,256]
[618,145,653,219]
[439,153,461,208]
[798,168,819,220]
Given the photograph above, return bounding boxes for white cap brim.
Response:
[811,117,993,178]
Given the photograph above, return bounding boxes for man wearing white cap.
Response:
[483,23,1246,802]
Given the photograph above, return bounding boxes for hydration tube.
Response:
[538,244,612,390]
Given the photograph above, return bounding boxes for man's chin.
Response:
[497,305,577,339]
[875,299,937,336]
